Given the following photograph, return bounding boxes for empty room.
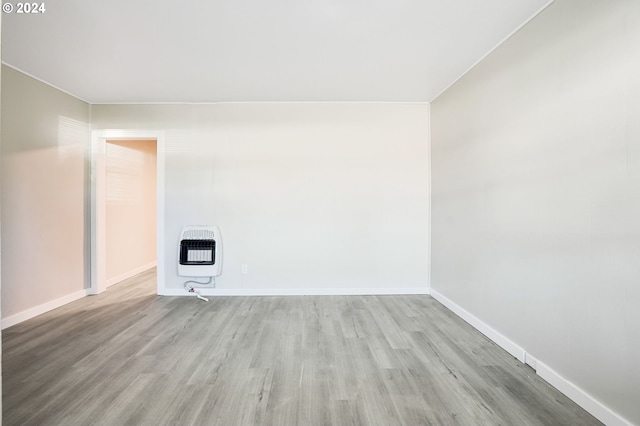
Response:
[1,0,638,425]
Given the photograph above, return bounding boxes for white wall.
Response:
[431,1,640,424]
[92,103,430,294]
[1,65,91,322]
[1,18,3,420]
[106,139,157,285]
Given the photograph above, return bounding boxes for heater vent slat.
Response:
[183,229,216,240]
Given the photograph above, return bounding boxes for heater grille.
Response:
[178,225,222,278]
[180,239,215,265]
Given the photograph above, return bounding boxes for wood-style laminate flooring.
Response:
[3,269,601,425]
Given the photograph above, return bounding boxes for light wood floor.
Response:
[3,269,600,426]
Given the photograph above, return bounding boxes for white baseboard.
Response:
[523,352,538,371]
[106,261,157,287]
[2,288,90,330]
[537,361,633,426]
[159,287,430,297]
[430,289,526,363]
[429,288,632,426]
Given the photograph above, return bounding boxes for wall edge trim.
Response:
[430,288,526,362]
[1,62,91,104]
[430,288,632,426]
[429,0,556,103]
[106,262,156,287]
[1,288,90,330]
[537,361,633,426]
[159,287,430,297]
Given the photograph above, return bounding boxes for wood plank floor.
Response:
[3,269,601,426]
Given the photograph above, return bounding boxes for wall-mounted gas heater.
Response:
[178,225,222,279]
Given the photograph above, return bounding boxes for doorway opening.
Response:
[91,130,166,295]
[105,139,157,287]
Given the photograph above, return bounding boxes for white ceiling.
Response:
[2,0,551,103]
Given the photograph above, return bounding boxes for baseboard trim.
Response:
[523,352,538,371]
[430,289,526,363]
[106,261,157,287]
[2,288,90,330]
[537,361,633,426]
[159,287,430,297]
[429,288,632,426]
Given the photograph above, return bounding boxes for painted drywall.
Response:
[431,0,640,424]
[1,19,3,421]
[92,103,430,294]
[1,65,91,319]
[105,139,157,285]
